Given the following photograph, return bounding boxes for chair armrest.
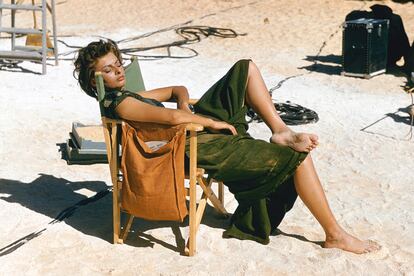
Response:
[101,117,123,125]
[188,99,198,105]
[164,98,198,105]
[185,123,204,132]
[102,117,203,131]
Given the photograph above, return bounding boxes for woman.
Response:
[74,40,380,254]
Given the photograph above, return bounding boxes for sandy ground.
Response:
[1,0,414,275]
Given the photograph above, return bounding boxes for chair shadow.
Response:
[0,60,42,75]
[273,228,324,248]
[0,174,112,241]
[122,201,230,255]
[0,174,230,255]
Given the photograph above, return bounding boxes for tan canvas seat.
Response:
[95,57,228,256]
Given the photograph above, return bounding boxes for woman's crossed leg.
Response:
[244,60,380,254]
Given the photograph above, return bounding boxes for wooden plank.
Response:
[218,181,224,204]
[188,98,198,105]
[198,176,229,217]
[186,130,198,256]
[0,50,42,60]
[0,4,42,10]
[14,45,53,52]
[0,1,2,35]
[101,120,114,180]
[0,27,42,34]
[110,122,121,244]
[50,0,58,65]
[40,0,46,75]
[195,196,207,230]
[195,180,212,230]
[185,168,204,180]
[120,214,134,241]
[185,194,207,253]
[185,123,203,132]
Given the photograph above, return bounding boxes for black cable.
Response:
[118,25,246,59]
[44,25,245,61]
[246,101,319,125]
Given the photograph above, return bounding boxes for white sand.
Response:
[1,0,413,275]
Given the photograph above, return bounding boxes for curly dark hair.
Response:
[73,39,122,100]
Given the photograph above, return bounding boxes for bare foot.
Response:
[324,230,381,254]
[270,130,319,152]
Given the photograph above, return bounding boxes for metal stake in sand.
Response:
[404,83,414,140]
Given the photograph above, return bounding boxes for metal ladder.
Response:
[0,0,58,74]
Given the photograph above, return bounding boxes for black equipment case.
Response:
[342,18,389,79]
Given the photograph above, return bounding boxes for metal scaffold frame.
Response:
[0,0,58,74]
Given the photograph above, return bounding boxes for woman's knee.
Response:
[248,60,259,74]
[298,154,313,170]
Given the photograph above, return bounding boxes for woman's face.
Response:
[94,52,125,89]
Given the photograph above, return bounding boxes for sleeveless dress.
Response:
[100,59,307,244]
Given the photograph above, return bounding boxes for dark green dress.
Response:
[101,59,307,244]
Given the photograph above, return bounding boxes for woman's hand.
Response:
[207,120,237,135]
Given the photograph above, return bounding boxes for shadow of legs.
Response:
[273,228,324,247]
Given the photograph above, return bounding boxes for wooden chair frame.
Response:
[96,58,228,256]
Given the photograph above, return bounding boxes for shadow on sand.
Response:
[300,54,343,76]
[0,174,230,256]
[272,229,324,248]
[360,104,414,139]
[0,60,42,75]
[300,54,410,78]
[386,105,414,126]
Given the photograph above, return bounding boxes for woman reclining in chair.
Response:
[74,39,380,254]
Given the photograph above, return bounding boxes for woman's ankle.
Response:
[271,127,292,135]
[324,224,344,241]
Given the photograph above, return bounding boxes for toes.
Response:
[368,240,381,250]
[307,144,317,151]
[310,134,319,142]
[364,240,381,253]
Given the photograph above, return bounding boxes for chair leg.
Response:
[194,179,212,230]
[185,191,207,255]
[218,181,224,204]
[185,177,227,255]
[120,214,134,242]
[110,122,123,244]
[113,181,122,244]
[198,176,229,218]
[185,130,198,256]
[185,177,197,256]
[195,195,208,231]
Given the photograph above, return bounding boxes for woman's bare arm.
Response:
[115,96,237,134]
[137,86,191,112]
